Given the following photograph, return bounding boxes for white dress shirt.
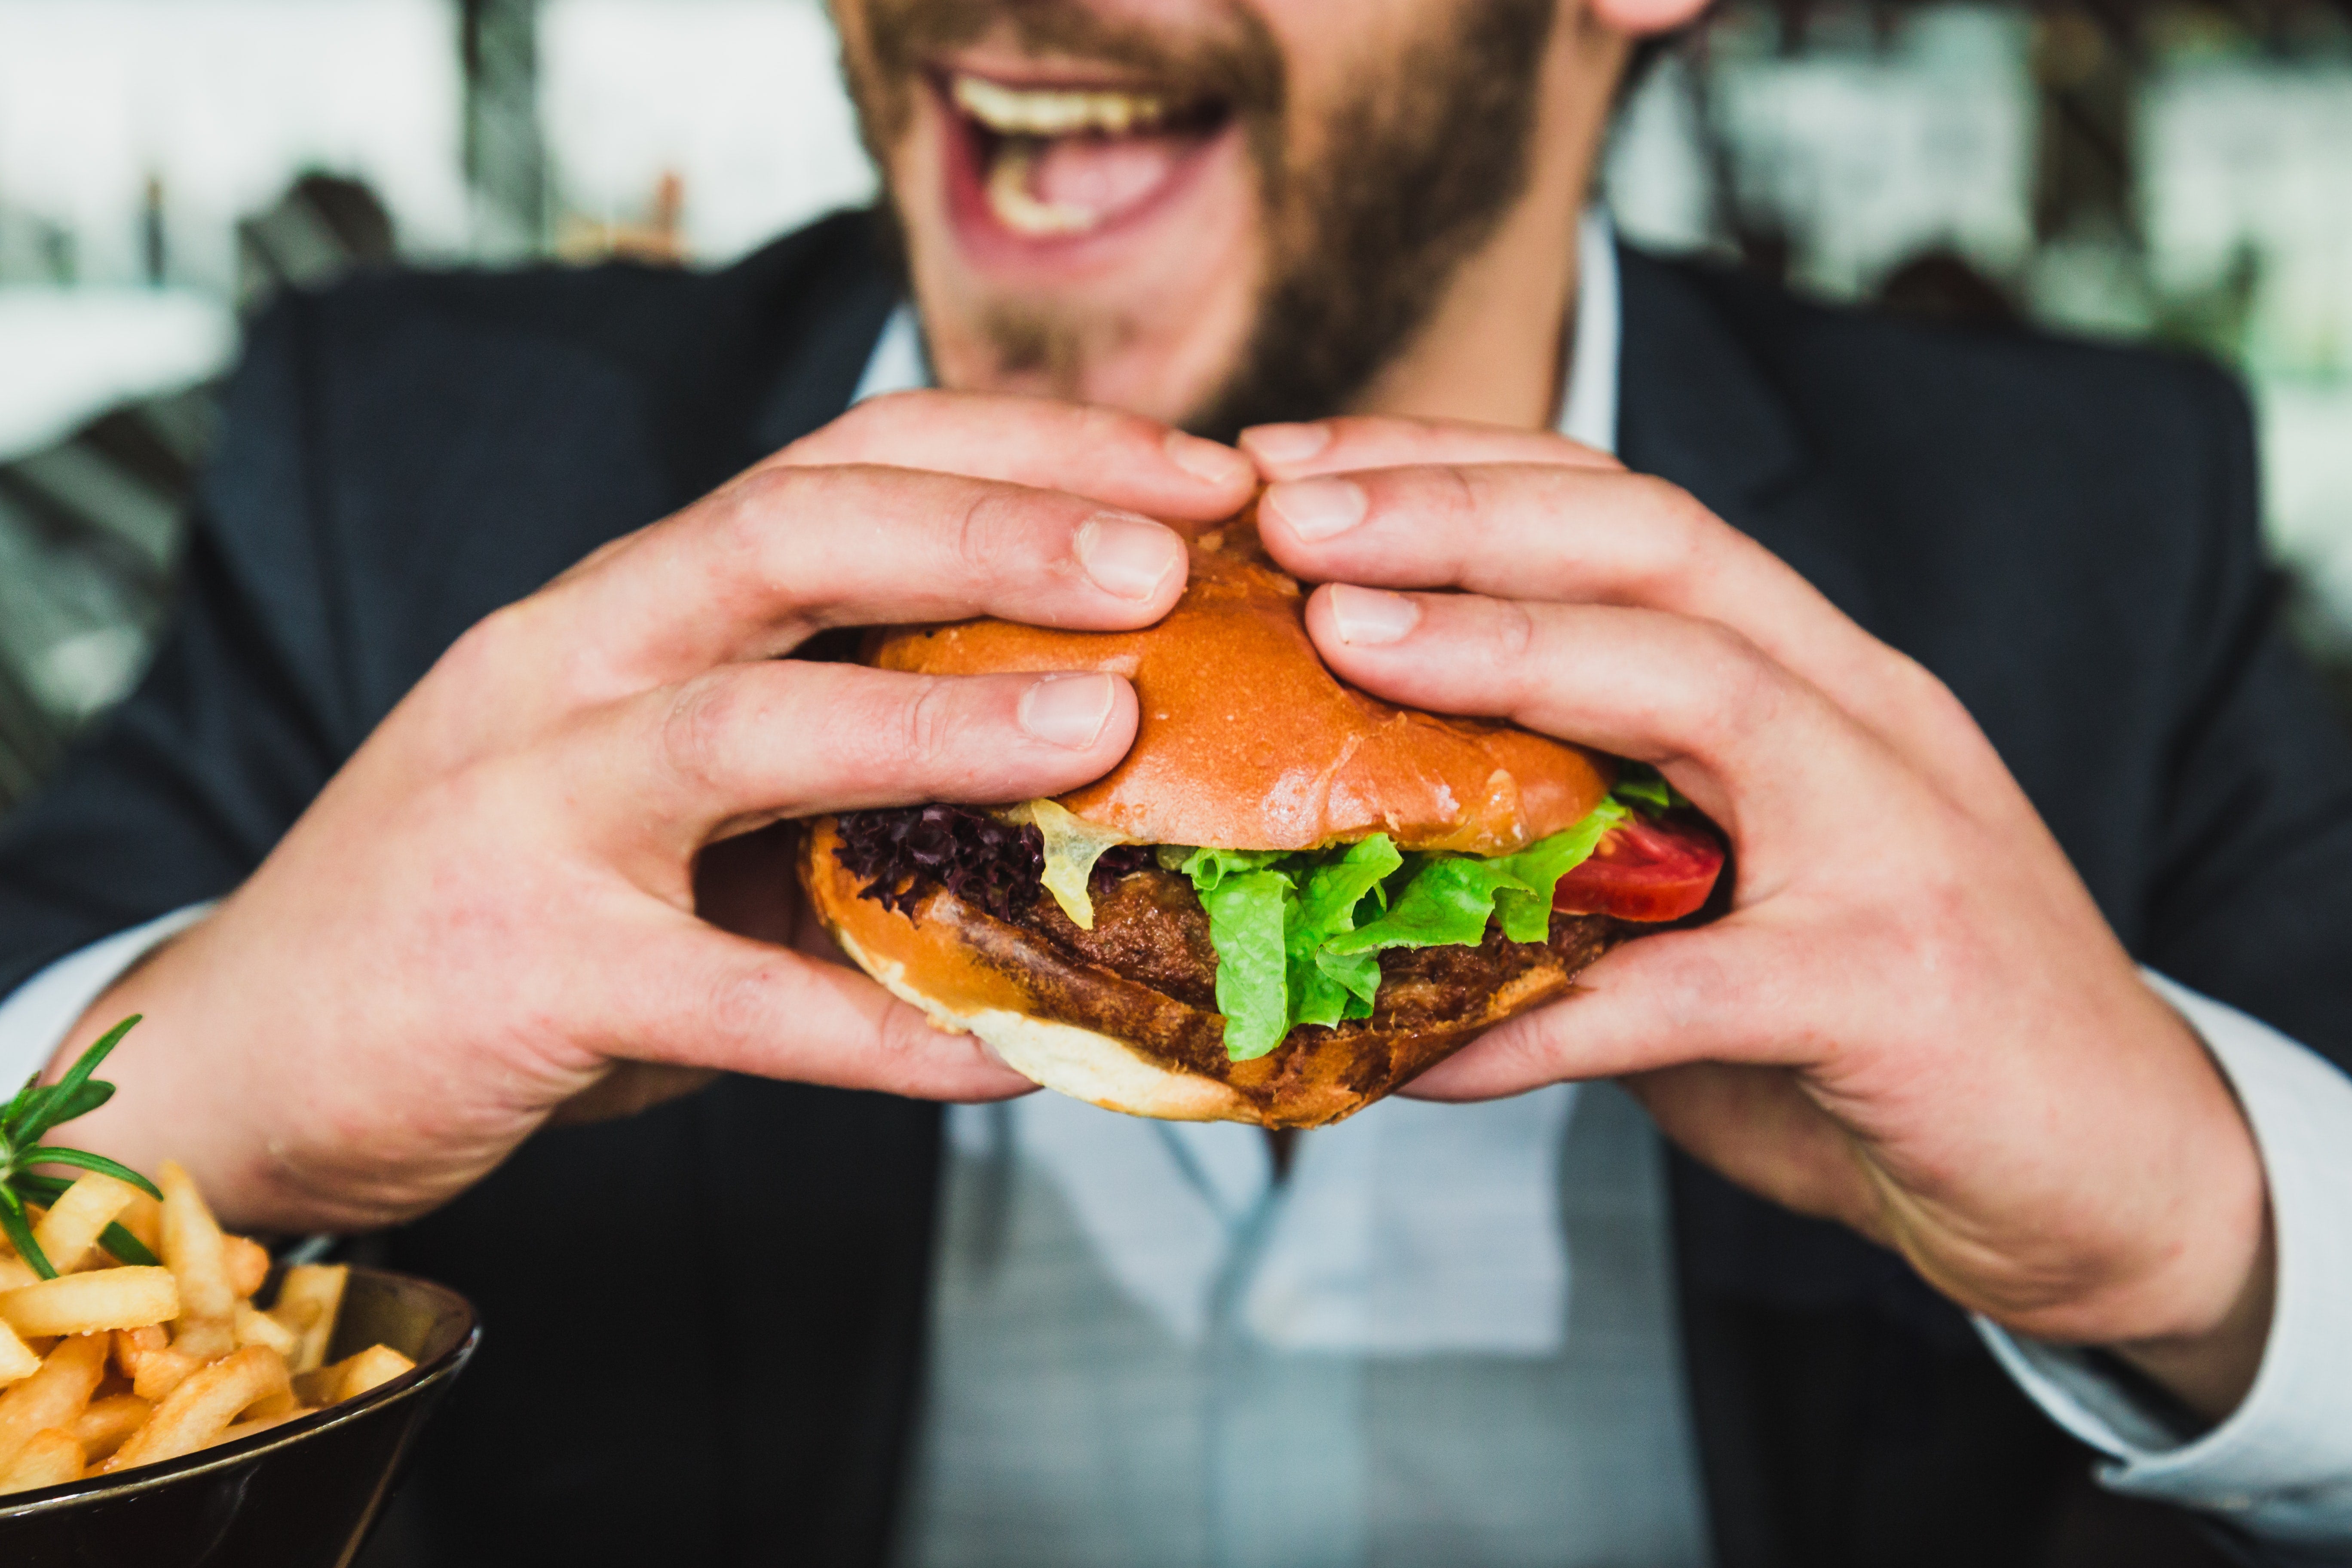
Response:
[2,211,2348,1555]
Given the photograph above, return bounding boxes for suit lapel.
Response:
[1615,247,1888,645]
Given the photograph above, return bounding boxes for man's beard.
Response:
[841,0,1558,440]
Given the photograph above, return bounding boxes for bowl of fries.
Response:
[0,1022,479,1566]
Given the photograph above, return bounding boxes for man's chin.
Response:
[913,296,1260,429]
[887,105,1272,426]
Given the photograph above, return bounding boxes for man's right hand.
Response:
[47,392,1256,1233]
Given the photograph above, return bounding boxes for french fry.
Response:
[269,1298,321,1360]
[114,1326,199,1403]
[0,1268,178,1339]
[70,1393,152,1462]
[340,1344,414,1398]
[0,1320,39,1386]
[111,1323,159,1375]
[269,1264,348,1374]
[30,1173,139,1277]
[233,1301,297,1358]
[207,1406,310,1449]
[1,1156,420,1489]
[242,1384,298,1421]
[157,1162,235,1356]
[291,1342,415,1406]
[0,1427,82,1495]
[173,1318,236,1362]
[104,1345,288,1473]
[0,1334,107,1469]
[223,1236,270,1302]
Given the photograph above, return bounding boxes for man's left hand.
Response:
[1244,415,2274,1422]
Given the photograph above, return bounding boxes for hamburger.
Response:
[800,510,1724,1128]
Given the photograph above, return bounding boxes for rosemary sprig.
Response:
[0,1015,163,1279]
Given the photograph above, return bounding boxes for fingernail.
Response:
[1243,422,1333,465]
[1264,477,1368,542]
[1074,512,1182,601]
[1163,428,1253,487]
[1325,583,1421,646]
[1019,672,1118,749]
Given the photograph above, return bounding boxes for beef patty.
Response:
[829,807,1624,1121]
[958,865,1620,1088]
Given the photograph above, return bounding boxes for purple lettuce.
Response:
[833,805,1152,923]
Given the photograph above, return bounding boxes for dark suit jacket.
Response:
[4,211,2348,1568]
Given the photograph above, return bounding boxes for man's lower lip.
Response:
[936,80,1237,267]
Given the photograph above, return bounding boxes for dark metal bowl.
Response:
[0,1265,479,1567]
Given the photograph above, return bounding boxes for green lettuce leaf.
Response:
[1487,798,1629,941]
[1323,800,1628,956]
[1168,786,1645,1060]
[1170,844,1289,891]
[1286,835,1400,1029]
[1610,762,1684,815]
[1321,855,1522,954]
[1195,867,1293,1061]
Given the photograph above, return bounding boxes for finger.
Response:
[1303,584,1906,875]
[606,915,1037,1101]
[1238,414,1619,481]
[577,662,1140,856]
[518,463,1191,696]
[1401,918,1822,1089]
[1265,463,2013,806]
[779,389,1257,519]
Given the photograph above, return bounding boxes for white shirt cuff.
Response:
[1978,970,2352,1547]
[0,904,215,1092]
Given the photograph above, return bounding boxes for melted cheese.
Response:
[1008,799,1138,930]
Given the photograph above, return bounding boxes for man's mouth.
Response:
[940,70,1235,243]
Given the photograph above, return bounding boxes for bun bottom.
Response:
[801,818,1617,1129]
[832,924,1254,1123]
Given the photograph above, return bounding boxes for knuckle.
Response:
[437,599,566,709]
[658,671,744,793]
[1074,399,1151,449]
[867,1000,942,1070]
[449,600,536,671]
[888,676,963,773]
[1684,622,1779,748]
[708,468,823,597]
[1633,478,1718,580]
[724,462,804,533]
[1432,463,1484,529]
[1488,596,1543,671]
[703,954,787,1045]
[1886,647,1966,723]
[797,389,929,462]
[945,487,1030,583]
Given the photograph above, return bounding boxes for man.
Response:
[0,0,2347,1563]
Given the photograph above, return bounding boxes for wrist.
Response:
[2107,1204,2275,1424]
[2062,995,2278,1422]
[43,919,292,1232]
[1920,984,2275,1419]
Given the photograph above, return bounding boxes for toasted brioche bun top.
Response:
[871,510,1611,854]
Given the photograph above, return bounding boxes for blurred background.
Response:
[0,0,2346,806]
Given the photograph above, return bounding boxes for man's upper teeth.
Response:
[952,75,1169,137]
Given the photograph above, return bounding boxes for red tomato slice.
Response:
[1554,815,1726,922]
